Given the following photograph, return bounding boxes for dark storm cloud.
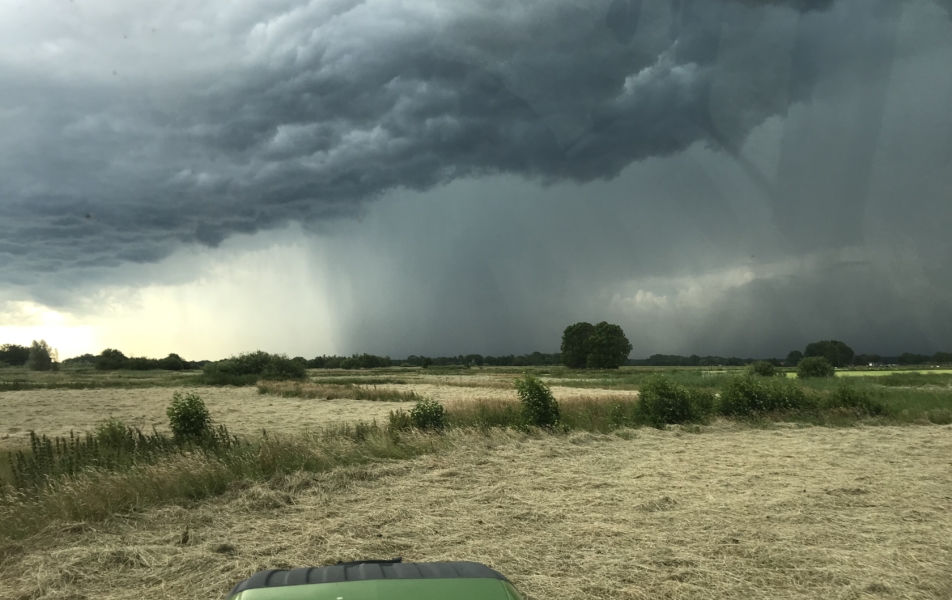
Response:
[0,0,923,298]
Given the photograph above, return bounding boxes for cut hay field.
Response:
[2,425,950,600]
[2,366,952,599]
[0,373,634,449]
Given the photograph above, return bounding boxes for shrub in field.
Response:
[797,356,835,378]
[749,361,777,377]
[167,392,211,440]
[203,351,306,384]
[826,384,889,416]
[515,374,561,428]
[409,398,447,431]
[719,377,807,416]
[635,376,712,426]
[95,417,133,449]
[261,355,308,381]
[609,401,636,428]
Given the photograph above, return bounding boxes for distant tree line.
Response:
[785,340,952,367]
[302,352,563,369]
[630,354,763,367]
[4,336,951,375]
[401,352,562,368]
[56,349,199,371]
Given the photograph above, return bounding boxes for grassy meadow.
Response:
[1,364,951,599]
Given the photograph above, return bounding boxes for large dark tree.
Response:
[560,322,595,369]
[0,343,30,366]
[804,340,854,368]
[586,322,633,369]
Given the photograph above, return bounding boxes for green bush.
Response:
[409,398,447,431]
[749,361,777,377]
[203,351,306,384]
[515,374,561,428]
[166,392,212,440]
[635,376,712,427]
[95,418,132,449]
[719,377,808,416]
[797,356,835,378]
[826,384,889,416]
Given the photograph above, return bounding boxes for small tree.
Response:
[785,350,803,367]
[26,340,56,371]
[560,322,595,369]
[515,374,560,428]
[586,322,633,369]
[167,392,211,440]
[797,356,835,378]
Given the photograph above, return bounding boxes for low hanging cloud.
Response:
[0,0,927,304]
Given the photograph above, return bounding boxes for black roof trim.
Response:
[228,561,510,597]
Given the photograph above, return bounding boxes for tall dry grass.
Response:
[0,425,443,542]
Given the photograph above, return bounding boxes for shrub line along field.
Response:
[1,365,952,599]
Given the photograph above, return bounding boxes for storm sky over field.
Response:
[1,0,951,360]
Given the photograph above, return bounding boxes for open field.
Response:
[0,374,634,449]
[0,387,408,449]
[2,366,952,599]
[2,425,950,600]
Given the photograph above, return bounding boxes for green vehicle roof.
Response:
[231,578,523,600]
[227,561,523,600]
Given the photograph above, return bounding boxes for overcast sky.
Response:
[1,0,950,360]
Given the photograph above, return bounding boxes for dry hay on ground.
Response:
[0,387,406,448]
[0,382,634,449]
[2,425,950,599]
